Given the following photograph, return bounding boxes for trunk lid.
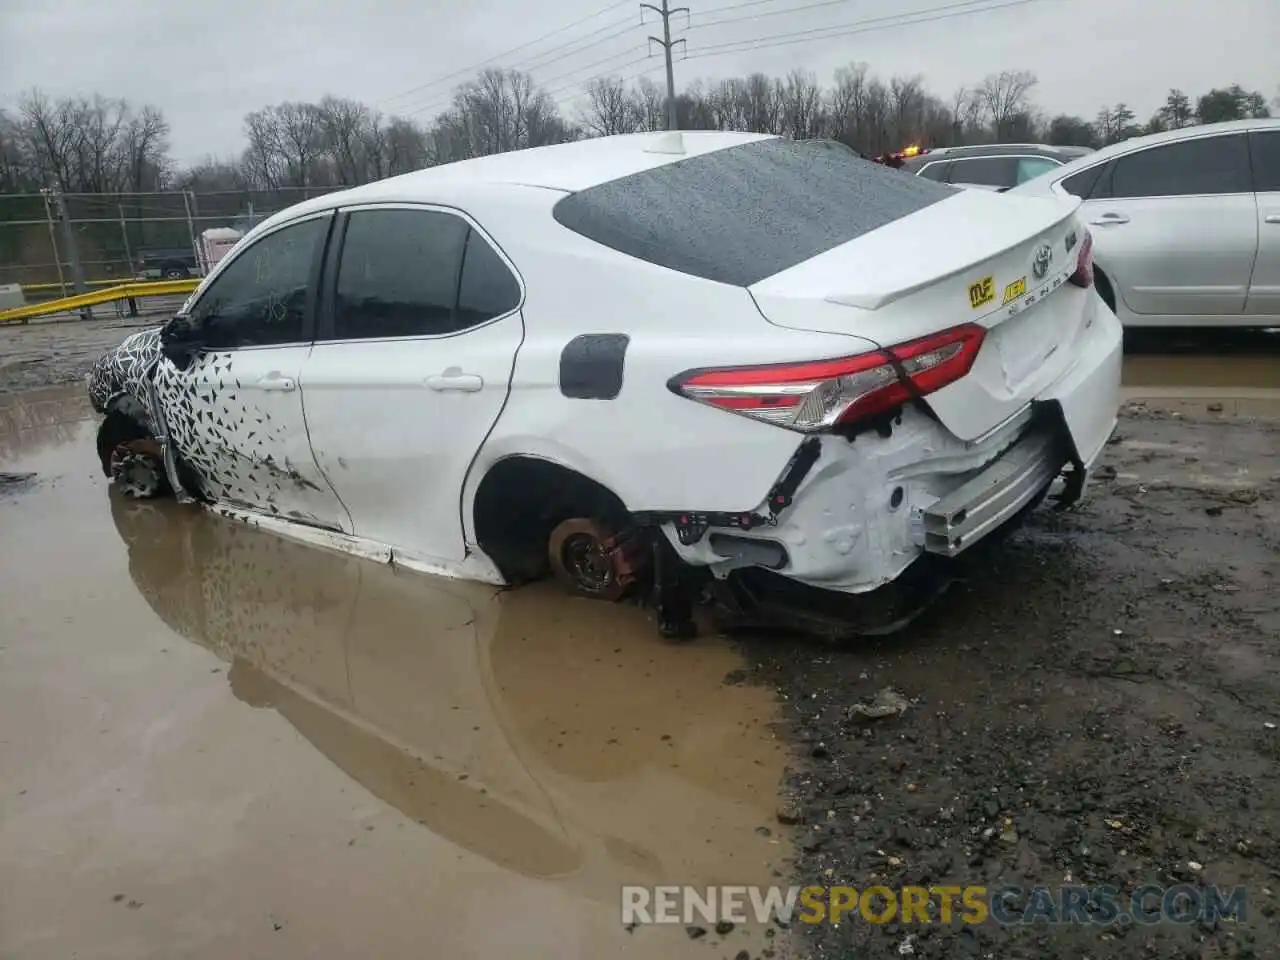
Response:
[749,189,1090,441]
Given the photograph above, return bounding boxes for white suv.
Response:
[88,131,1122,637]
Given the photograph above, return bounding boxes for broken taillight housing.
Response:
[670,323,986,433]
[1068,229,1094,288]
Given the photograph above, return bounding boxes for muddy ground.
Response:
[741,403,1280,959]
[0,319,1277,960]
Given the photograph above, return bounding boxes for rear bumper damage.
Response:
[658,301,1123,631]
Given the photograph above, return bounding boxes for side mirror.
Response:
[160,315,203,370]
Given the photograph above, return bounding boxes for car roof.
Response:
[324,130,778,200]
[915,143,1093,162]
[1023,117,1280,189]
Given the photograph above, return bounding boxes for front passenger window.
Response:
[191,216,327,348]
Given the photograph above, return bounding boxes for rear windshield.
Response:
[552,138,955,287]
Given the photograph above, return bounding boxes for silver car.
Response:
[1011,118,1280,328]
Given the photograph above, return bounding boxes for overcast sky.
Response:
[1,0,1276,165]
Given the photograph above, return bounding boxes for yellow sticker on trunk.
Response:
[1002,276,1027,305]
[968,276,995,309]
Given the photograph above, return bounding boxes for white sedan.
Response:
[1011,118,1280,328]
[88,131,1121,638]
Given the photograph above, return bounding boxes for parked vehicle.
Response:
[900,144,1096,190]
[87,131,1121,638]
[1011,119,1280,328]
[136,247,200,280]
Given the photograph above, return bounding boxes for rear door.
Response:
[300,204,524,565]
[1246,128,1280,316]
[1077,132,1257,316]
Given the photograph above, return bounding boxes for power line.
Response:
[401,44,650,118]
[685,0,1046,58]
[378,0,633,107]
[397,0,1049,123]
[685,0,998,31]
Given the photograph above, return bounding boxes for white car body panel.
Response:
[1011,118,1280,328]
[122,131,1123,598]
[751,189,1089,441]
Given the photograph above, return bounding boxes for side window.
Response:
[916,161,951,182]
[457,230,521,326]
[191,217,326,348]
[333,209,469,340]
[1109,134,1250,198]
[1250,130,1280,192]
[1015,157,1060,184]
[1059,163,1107,199]
[948,157,1014,187]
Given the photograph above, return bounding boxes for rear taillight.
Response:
[1069,229,1094,288]
[670,323,986,433]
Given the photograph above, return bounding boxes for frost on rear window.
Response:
[552,138,955,287]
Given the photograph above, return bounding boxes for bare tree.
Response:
[827,63,869,149]
[581,77,639,136]
[780,70,826,140]
[632,78,667,132]
[11,90,169,192]
[979,70,1037,140]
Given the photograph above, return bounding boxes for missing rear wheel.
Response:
[547,518,627,601]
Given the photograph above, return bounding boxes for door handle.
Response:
[1265,215,1280,224]
[256,373,296,392]
[426,369,484,392]
[1089,213,1130,226]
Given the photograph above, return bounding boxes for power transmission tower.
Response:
[641,0,688,131]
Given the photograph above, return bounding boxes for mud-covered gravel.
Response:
[740,407,1280,959]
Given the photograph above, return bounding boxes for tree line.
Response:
[0,67,1274,197]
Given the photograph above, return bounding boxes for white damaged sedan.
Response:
[88,131,1121,638]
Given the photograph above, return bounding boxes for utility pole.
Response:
[641,0,688,130]
[45,187,93,321]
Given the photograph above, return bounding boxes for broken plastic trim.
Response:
[633,436,822,546]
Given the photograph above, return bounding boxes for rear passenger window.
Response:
[1250,131,1280,192]
[331,209,518,339]
[457,230,521,325]
[1109,134,1250,198]
[917,162,950,182]
[1059,163,1107,199]
[948,157,1014,187]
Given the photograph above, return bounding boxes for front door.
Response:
[300,204,524,563]
[154,212,350,531]
[1246,129,1280,317]
[1081,132,1257,317]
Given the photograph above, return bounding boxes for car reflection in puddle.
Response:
[109,492,786,903]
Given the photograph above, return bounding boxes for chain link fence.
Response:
[0,187,343,300]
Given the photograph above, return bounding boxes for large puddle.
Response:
[0,387,788,960]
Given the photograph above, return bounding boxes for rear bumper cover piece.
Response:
[922,426,1066,557]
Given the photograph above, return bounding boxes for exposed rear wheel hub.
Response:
[548,518,629,601]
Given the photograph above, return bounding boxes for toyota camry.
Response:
[87,130,1122,638]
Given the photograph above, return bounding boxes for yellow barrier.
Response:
[22,279,140,293]
[0,279,201,324]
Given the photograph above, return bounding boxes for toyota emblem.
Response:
[1032,244,1053,280]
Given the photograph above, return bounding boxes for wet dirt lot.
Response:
[0,390,787,960]
[1,324,1278,960]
